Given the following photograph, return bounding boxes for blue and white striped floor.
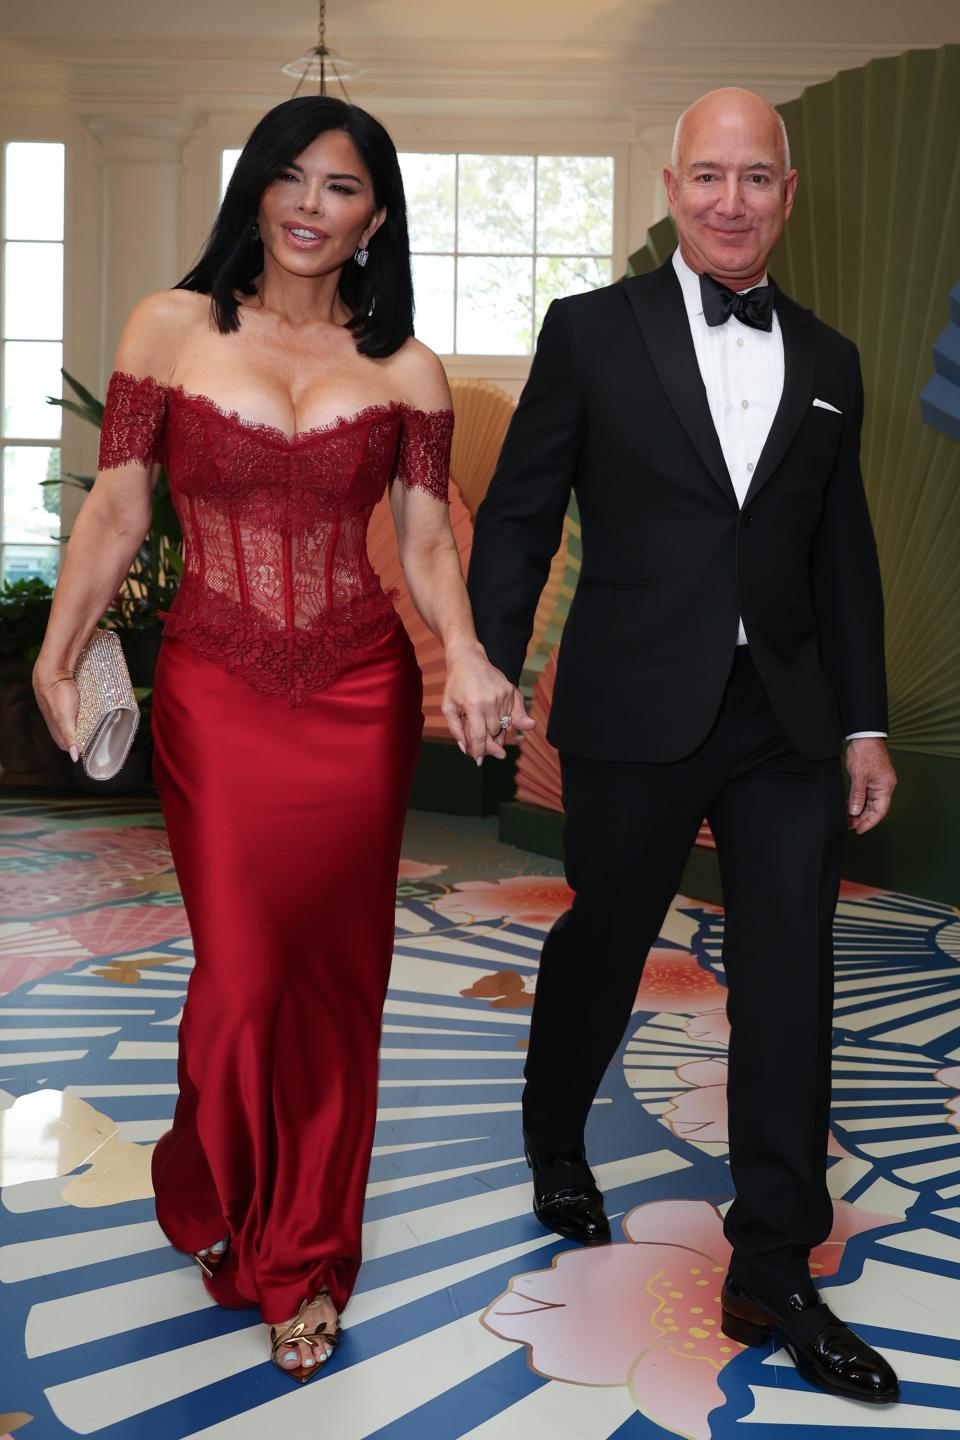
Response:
[1,798,959,1439]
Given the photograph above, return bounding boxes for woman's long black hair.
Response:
[177,96,413,358]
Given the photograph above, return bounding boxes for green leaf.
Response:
[61,369,105,423]
[48,398,102,425]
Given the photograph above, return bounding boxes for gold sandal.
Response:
[192,1238,228,1279]
[269,1289,341,1384]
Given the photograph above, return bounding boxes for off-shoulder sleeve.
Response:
[98,370,168,471]
[394,406,453,504]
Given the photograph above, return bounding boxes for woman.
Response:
[33,96,532,1383]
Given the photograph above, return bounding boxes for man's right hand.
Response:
[845,738,897,835]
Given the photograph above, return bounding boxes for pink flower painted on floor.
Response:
[937,1064,960,1133]
[0,827,173,917]
[635,948,727,1016]
[0,920,91,997]
[433,875,573,927]
[838,880,891,901]
[684,1009,730,1045]
[660,1055,849,1159]
[397,859,448,880]
[482,1197,895,1440]
[46,905,189,956]
[663,1059,730,1143]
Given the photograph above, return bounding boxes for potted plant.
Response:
[7,370,185,791]
[0,576,72,785]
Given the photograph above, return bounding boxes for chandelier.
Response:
[282,0,362,100]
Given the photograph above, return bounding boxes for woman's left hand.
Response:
[441,643,536,762]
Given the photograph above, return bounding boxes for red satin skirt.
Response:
[150,622,423,1323]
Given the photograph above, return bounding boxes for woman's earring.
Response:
[251,222,260,241]
[354,246,370,268]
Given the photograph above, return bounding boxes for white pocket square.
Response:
[812,398,842,413]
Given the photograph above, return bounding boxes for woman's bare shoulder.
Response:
[113,289,211,383]
[384,337,452,413]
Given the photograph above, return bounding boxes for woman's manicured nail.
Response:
[457,741,466,754]
[475,757,483,767]
[69,745,79,762]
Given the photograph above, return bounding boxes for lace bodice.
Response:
[99,370,453,703]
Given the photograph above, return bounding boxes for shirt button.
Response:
[737,337,745,347]
[741,399,750,410]
[746,462,754,472]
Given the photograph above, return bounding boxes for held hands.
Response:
[441,642,536,763]
[33,662,81,763]
[845,737,897,835]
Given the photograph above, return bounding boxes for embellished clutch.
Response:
[73,629,140,780]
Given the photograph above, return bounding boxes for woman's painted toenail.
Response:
[197,1247,208,1256]
[283,1351,298,1364]
[211,1239,227,1253]
[303,1356,315,1367]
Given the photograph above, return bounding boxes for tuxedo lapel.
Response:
[623,264,739,509]
[743,284,816,507]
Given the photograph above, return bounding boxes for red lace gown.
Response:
[97,371,453,1324]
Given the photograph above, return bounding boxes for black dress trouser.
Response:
[522,647,847,1294]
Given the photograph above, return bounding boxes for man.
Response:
[467,88,900,1405]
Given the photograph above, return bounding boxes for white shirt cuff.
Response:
[845,731,887,741]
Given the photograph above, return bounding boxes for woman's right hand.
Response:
[33,662,80,762]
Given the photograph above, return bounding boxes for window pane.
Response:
[400,153,456,253]
[4,244,64,340]
[4,342,63,438]
[5,143,65,241]
[535,256,612,331]
[457,256,532,355]
[3,444,60,545]
[1,543,60,586]
[221,148,242,203]
[536,156,614,256]
[411,254,454,354]
[458,155,534,255]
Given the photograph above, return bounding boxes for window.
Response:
[221,148,241,203]
[400,153,614,355]
[1,142,65,585]
[220,147,614,357]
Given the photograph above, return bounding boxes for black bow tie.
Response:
[699,271,774,332]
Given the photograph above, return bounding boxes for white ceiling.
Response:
[2,0,957,47]
[1,1,956,126]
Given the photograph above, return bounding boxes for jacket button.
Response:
[741,514,753,527]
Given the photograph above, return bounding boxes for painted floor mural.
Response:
[1,796,960,1439]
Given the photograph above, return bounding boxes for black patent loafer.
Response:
[523,1133,611,1246]
[721,1279,900,1404]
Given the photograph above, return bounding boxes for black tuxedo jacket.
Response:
[467,254,888,764]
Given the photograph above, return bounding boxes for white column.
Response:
[638,124,676,228]
[83,113,196,378]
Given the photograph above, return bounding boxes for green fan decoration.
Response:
[627,43,960,760]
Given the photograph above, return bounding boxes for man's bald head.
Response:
[663,86,798,289]
[672,88,790,173]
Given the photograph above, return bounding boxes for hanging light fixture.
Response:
[282,0,362,100]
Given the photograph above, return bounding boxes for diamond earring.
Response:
[354,246,370,268]
[251,222,260,241]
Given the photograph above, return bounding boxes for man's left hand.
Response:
[845,738,897,835]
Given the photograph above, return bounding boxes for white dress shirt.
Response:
[671,247,884,741]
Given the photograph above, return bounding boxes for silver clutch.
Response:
[73,629,140,780]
